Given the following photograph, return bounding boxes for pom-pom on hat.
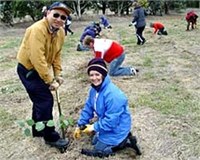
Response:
[49,2,71,15]
[87,58,107,77]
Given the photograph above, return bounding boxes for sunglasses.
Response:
[53,13,67,21]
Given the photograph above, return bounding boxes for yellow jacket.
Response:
[17,18,65,84]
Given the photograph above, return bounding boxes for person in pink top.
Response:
[150,22,168,35]
[185,11,198,31]
[83,36,138,76]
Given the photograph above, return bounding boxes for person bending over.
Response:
[83,36,139,76]
[150,22,168,35]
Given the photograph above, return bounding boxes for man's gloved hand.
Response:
[55,76,64,85]
[73,127,81,139]
[49,80,59,91]
[82,124,94,134]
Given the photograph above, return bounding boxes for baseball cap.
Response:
[49,2,71,15]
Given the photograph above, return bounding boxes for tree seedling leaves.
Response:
[46,120,54,127]
[24,128,31,136]
[26,119,35,126]
[62,120,69,127]
[16,120,25,128]
[68,118,74,126]
[35,122,45,131]
[59,114,65,121]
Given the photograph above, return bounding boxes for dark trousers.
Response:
[136,26,145,45]
[65,25,73,35]
[187,16,198,30]
[17,63,60,142]
[187,21,195,30]
[158,27,168,35]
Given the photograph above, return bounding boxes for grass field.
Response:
[0,14,200,160]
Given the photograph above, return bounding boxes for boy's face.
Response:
[89,70,103,86]
[47,9,67,29]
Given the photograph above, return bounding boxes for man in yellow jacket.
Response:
[16,2,70,150]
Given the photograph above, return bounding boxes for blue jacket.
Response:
[132,6,146,28]
[80,28,96,43]
[100,16,109,27]
[78,76,131,145]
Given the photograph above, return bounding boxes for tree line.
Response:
[0,0,198,26]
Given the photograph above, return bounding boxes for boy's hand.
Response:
[73,127,81,139]
[82,124,94,134]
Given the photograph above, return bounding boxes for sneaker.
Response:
[76,44,82,51]
[131,68,139,75]
[129,136,142,155]
[45,138,69,149]
[32,127,44,137]
[137,42,141,45]
[81,149,113,158]
[141,39,146,45]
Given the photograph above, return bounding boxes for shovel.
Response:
[55,89,65,139]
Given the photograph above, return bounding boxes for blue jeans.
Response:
[109,53,132,76]
[77,43,90,51]
[91,134,115,155]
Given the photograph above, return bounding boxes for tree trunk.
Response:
[164,1,169,14]
[102,2,106,15]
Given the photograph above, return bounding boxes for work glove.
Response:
[129,22,136,27]
[49,80,59,91]
[73,127,81,139]
[82,124,94,135]
[132,22,137,26]
[55,76,64,85]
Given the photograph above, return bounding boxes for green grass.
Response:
[143,55,153,67]
[0,37,19,69]
[0,59,17,69]
[0,79,23,94]
[1,84,23,94]
[0,107,17,127]
[0,38,21,49]
[138,83,199,116]
[142,71,155,80]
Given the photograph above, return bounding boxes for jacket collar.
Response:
[43,18,59,35]
[92,76,110,92]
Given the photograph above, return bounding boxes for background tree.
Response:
[109,0,133,16]
[12,0,45,21]
[0,0,197,26]
[65,0,91,19]
[0,1,13,26]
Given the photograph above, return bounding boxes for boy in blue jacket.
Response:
[77,23,101,51]
[73,58,141,158]
[99,15,112,29]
